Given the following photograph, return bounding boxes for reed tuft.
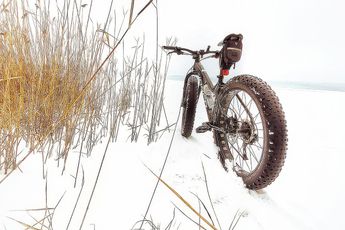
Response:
[0,0,173,175]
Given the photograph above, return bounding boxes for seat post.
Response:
[217,75,224,85]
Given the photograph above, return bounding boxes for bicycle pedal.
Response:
[196,122,212,133]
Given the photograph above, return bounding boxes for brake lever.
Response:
[206,45,210,52]
[167,50,183,55]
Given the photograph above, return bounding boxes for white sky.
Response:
[156,0,345,82]
[92,0,345,83]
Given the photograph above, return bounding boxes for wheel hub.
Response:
[238,121,257,144]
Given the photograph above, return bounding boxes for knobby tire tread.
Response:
[216,75,288,190]
[181,76,198,138]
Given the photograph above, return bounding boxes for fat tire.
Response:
[181,75,199,137]
[215,75,288,190]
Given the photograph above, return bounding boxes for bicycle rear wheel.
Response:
[215,75,288,190]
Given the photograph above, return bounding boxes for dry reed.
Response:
[0,0,173,176]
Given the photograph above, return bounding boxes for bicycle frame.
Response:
[182,58,224,122]
[194,62,214,90]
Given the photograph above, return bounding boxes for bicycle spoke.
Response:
[238,98,246,119]
[230,141,251,172]
[225,89,265,174]
[244,99,253,121]
[248,145,260,164]
[252,142,263,150]
[253,113,260,122]
[236,141,251,172]
[230,101,237,117]
[249,147,253,170]
[234,141,243,168]
[247,99,253,111]
[235,96,244,119]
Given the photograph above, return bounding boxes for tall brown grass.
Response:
[0,0,173,175]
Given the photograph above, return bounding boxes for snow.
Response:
[1,79,345,230]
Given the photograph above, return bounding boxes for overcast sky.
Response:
[91,0,345,84]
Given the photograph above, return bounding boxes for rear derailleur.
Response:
[196,116,258,161]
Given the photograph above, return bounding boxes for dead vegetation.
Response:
[0,0,174,176]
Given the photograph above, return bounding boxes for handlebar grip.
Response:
[162,46,177,50]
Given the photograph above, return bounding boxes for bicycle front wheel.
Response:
[214,75,288,190]
[181,75,199,137]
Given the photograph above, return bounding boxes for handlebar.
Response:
[162,45,219,58]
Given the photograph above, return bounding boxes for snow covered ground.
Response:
[1,79,345,230]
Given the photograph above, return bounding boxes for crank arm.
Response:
[196,122,225,133]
